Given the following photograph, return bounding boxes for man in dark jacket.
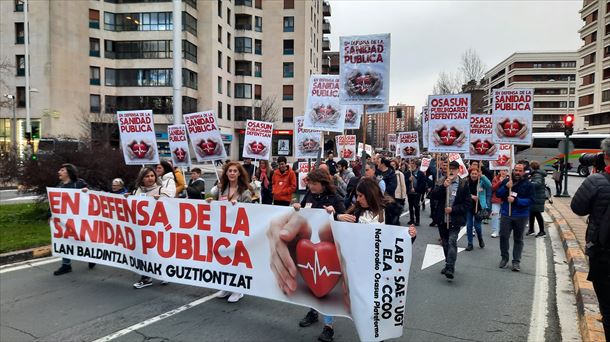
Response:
[496,163,534,272]
[430,161,472,279]
[325,151,337,176]
[527,161,547,237]
[242,158,255,180]
[377,158,400,224]
[186,168,206,199]
[571,137,610,340]
[405,159,427,226]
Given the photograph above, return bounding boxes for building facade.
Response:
[0,0,331,158]
[483,52,578,132]
[365,104,414,151]
[576,0,610,133]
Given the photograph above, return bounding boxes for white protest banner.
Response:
[243,120,273,160]
[489,144,513,170]
[448,153,469,178]
[365,144,373,156]
[365,103,389,114]
[304,75,344,132]
[492,88,533,145]
[183,111,227,162]
[398,131,420,159]
[117,110,159,165]
[294,116,322,159]
[387,134,397,156]
[336,135,357,160]
[422,106,429,149]
[47,189,411,342]
[343,105,364,129]
[297,162,312,190]
[466,113,499,161]
[358,142,365,156]
[427,94,470,153]
[340,34,391,106]
[420,158,431,172]
[167,125,191,167]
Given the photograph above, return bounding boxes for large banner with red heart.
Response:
[427,94,471,153]
[117,110,159,165]
[47,189,411,341]
[304,75,344,132]
[466,113,499,161]
[492,88,533,145]
[336,135,357,161]
[167,125,191,167]
[343,104,363,129]
[294,116,322,159]
[243,120,273,160]
[184,111,227,162]
[339,34,391,106]
[398,131,420,159]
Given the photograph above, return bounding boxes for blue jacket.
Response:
[496,177,534,217]
[469,175,492,210]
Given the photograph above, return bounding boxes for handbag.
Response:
[552,170,561,182]
[475,208,490,221]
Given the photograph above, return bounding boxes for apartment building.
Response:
[577,0,610,133]
[0,0,331,158]
[483,52,578,132]
[365,105,414,150]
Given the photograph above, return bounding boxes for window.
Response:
[235,106,252,121]
[227,8,231,25]
[282,107,293,123]
[255,62,262,77]
[560,61,576,68]
[105,95,197,114]
[15,23,24,44]
[183,40,197,63]
[183,69,198,89]
[578,94,594,107]
[606,45,610,58]
[227,80,232,97]
[104,68,197,89]
[583,31,597,45]
[218,51,222,68]
[218,0,222,17]
[604,67,610,80]
[255,0,262,9]
[104,39,195,62]
[584,10,598,25]
[255,39,262,55]
[15,0,23,12]
[16,87,25,107]
[255,84,262,100]
[103,11,196,35]
[235,61,252,76]
[227,104,231,120]
[283,16,294,32]
[89,9,100,29]
[283,62,294,78]
[90,38,101,57]
[218,25,222,43]
[218,76,222,94]
[90,67,101,85]
[16,55,25,76]
[235,37,253,53]
[283,39,294,55]
[90,95,101,113]
[583,52,596,66]
[227,56,231,73]
[236,0,252,6]
[227,32,231,49]
[255,16,262,32]
[218,101,223,119]
[284,0,294,9]
[582,73,595,86]
[283,85,293,100]
[235,83,252,98]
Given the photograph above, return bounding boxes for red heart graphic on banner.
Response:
[249,141,265,154]
[496,155,510,166]
[438,128,457,145]
[173,148,187,162]
[296,240,342,298]
[502,119,521,137]
[474,140,492,155]
[199,139,218,156]
[130,142,149,158]
[341,148,353,158]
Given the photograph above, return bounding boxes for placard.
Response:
[184,111,227,162]
[297,162,312,190]
[427,94,470,153]
[422,106,429,149]
[387,134,397,156]
[117,110,159,165]
[448,153,469,179]
[243,120,273,160]
[343,105,363,129]
[294,116,322,159]
[492,88,534,145]
[420,158,431,172]
[466,113,499,161]
[167,124,191,167]
[304,75,344,132]
[336,135,357,161]
[398,131,420,159]
[489,144,514,170]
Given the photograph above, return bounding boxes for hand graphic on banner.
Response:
[432,126,466,147]
[496,119,528,139]
[469,140,498,156]
[126,140,156,160]
[195,138,223,157]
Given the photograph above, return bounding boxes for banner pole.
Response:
[445,154,450,227]
[475,161,481,212]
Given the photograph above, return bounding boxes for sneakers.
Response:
[440,267,447,275]
[218,291,231,298]
[414,221,420,227]
[88,263,96,269]
[465,244,473,251]
[536,232,546,238]
[478,237,485,248]
[512,262,521,272]
[53,264,72,276]
[429,222,437,227]
[491,232,498,238]
[444,268,454,279]
[161,281,169,286]
[133,277,153,289]
[318,326,334,342]
[499,258,509,269]
[407,221,414,225]
[299,309,319,327]
[227,292,244,303]
[526,230,536,236]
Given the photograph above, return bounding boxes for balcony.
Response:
[235,61,252,76]
[235,14,252,31]
[16,69,25,77]
[15,36,24,44]
[323,19,331,34]
[322,38,330,51]
[323,1,331,16]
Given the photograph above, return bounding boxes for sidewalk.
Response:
[546,197,606,342]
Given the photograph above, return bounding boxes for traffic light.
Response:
[563,114,574,136]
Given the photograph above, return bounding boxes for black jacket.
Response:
[379,168,397,198]
[404,170,427,194]
[186,178,206,199]
[429,177,472,228]
[301,190,346,219]
[529,170,547,213]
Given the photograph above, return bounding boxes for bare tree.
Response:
[459,48,486,83]
[0,58,15,109]
[77,107,118,148]
[254,95,280,122]
[432,71,462,95]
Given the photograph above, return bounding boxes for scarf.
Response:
[260,166,270,188]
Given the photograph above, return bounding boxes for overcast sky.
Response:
[327,0,583,112]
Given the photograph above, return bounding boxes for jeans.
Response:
[261,187,273,205]
[554,180,562,195]
[500,216,527,263]
[528,211,544,234]
[407,193,420,223]
[591,273,610,340]
[438,223,460,271]
[323,315,334,326]
[466,211,482,245]
[491,203,501,235]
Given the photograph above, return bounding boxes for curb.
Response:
[545,204,606,342]
[0,245,52,266]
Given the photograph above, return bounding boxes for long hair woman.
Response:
[208,161,253,302]
[338,177,388,224]
[255,159,273,204]
[155,160,176,198]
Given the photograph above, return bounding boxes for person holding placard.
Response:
[495,163,534,272]
[490,170,509,238]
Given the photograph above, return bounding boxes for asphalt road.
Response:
[1,178,583,342]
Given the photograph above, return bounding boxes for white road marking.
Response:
[0,256,60,274]
[421,226,466,270]
[91,291,222,342]
[527,234,549,341]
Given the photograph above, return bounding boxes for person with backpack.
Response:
[527,161,548,237]
[570,138,610,340]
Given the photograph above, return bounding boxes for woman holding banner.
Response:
[254,159,273,204]
[209,161,253,302]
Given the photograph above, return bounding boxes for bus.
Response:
[514,133,609,176]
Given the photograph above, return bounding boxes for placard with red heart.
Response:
[296,240,342,298]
